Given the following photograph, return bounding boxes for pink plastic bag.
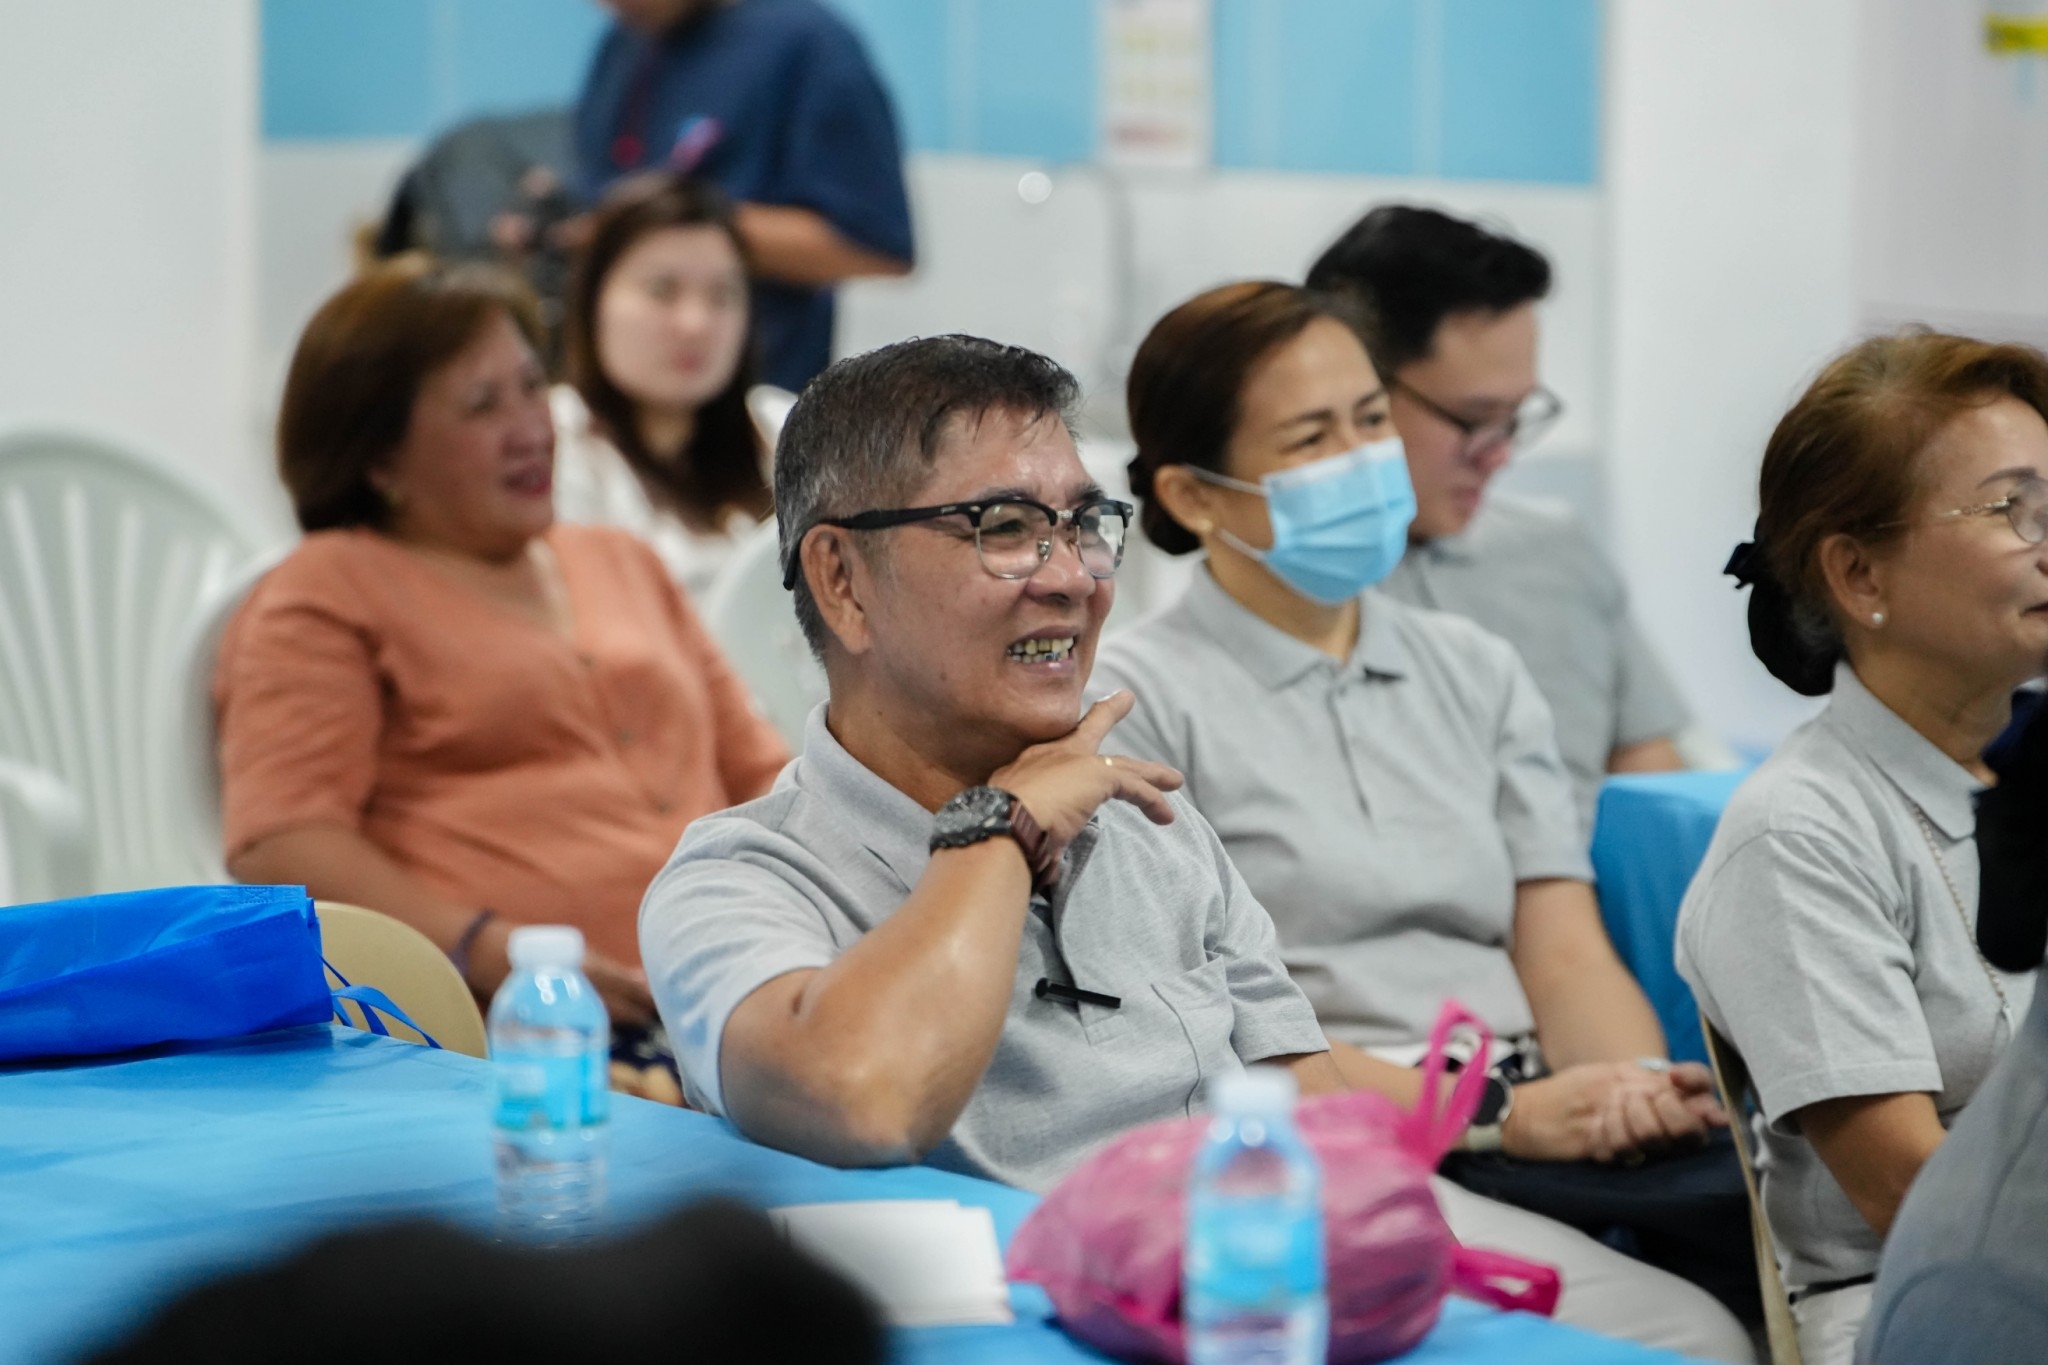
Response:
[1005,1002,1561,1363]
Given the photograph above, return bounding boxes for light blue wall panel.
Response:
[963,0,1097,161]
[1210,0,1270,167]
[830,0,1097,161]
[825,0,954,151]
[447,0,610,116]
[1438,0,1600,184]
[262,0,603,139]
[1214,0,1420,175]
[262,0,1601,184]
[262,0,440,139]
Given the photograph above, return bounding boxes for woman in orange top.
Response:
[217,256,789,1091]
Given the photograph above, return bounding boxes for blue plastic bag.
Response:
[0,884,332,1063]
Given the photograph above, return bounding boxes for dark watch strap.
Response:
[1472,1074,1513,1128]
[1004,795,1058,894]
[930,785,1060,895]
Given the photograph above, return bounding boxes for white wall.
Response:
[1860,0,2048,345]
[1605,0,1864,754]
[256,140,416,444]
[0,0,281,538]
[838,158,1606,461]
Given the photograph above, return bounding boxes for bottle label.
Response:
[1186,1199,1325,1309]
[494,1048,610,1131]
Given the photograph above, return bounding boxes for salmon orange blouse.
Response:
[214,524,790,966]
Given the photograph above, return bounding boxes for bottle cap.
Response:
[507,925,585,970]
[1209,1065,1297,1117]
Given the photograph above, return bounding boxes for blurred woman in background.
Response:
[216,256,789,1098]
[554,172,775,600]
[1680,330,2048,1362]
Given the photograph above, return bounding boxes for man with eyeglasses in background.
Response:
[1308,206,1692,835]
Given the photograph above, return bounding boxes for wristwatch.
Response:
[1458,1074,1515,1153]
[930,785,1059,894]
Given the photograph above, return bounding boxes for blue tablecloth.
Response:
[1591,770,1751,1067]
[0,1026,1685,1364]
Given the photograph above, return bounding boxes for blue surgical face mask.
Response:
[1191,437,1417,604]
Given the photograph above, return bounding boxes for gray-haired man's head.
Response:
[776,334,1082,657]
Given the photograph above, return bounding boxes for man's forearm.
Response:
[732,202,911,285]
[719,840,1033,1163]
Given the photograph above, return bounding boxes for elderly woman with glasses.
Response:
[1676,331,2048,1364]
[1308,204,1691,833]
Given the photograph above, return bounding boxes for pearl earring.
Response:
[1871,611,1886,627]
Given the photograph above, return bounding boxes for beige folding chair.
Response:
[1702,1015,1804,1365]
[318,901,488,1058]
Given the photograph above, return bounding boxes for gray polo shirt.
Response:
[1379,492,1691,835]
[1676,663,2036,1293]
[1862,981,2048,1365]
[638,706,1328,1193]
[1092,568,1592,1052]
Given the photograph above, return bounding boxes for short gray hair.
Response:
[776,334,1081,655]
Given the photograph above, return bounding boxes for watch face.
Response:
[934,785,1014,845]
[1473,1076,1512,1128]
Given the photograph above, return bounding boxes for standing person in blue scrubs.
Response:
[575,0,915,392]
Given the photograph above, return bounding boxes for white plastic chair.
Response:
[164,552,283,884]
[0,428,258,892]
[698,518,825,749]
[746,383,799,449]
[0,756,90,903]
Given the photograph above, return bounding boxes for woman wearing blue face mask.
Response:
[1093,284,1756,1354]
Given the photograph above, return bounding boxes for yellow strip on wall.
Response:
[1987,15,2048,53]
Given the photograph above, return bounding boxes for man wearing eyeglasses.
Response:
[1308,206,1691,834]
[636,333,1344,1190]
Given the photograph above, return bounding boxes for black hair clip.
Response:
[1723,539,1761,587]
[1726,523,1838,697]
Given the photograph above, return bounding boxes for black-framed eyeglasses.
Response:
[780,496,1135,589]
[1883,476,2048,546]
[1390,377,1564,462]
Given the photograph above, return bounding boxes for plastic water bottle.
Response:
[488,925,610,1245]
[1185,1066,1328,1365]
